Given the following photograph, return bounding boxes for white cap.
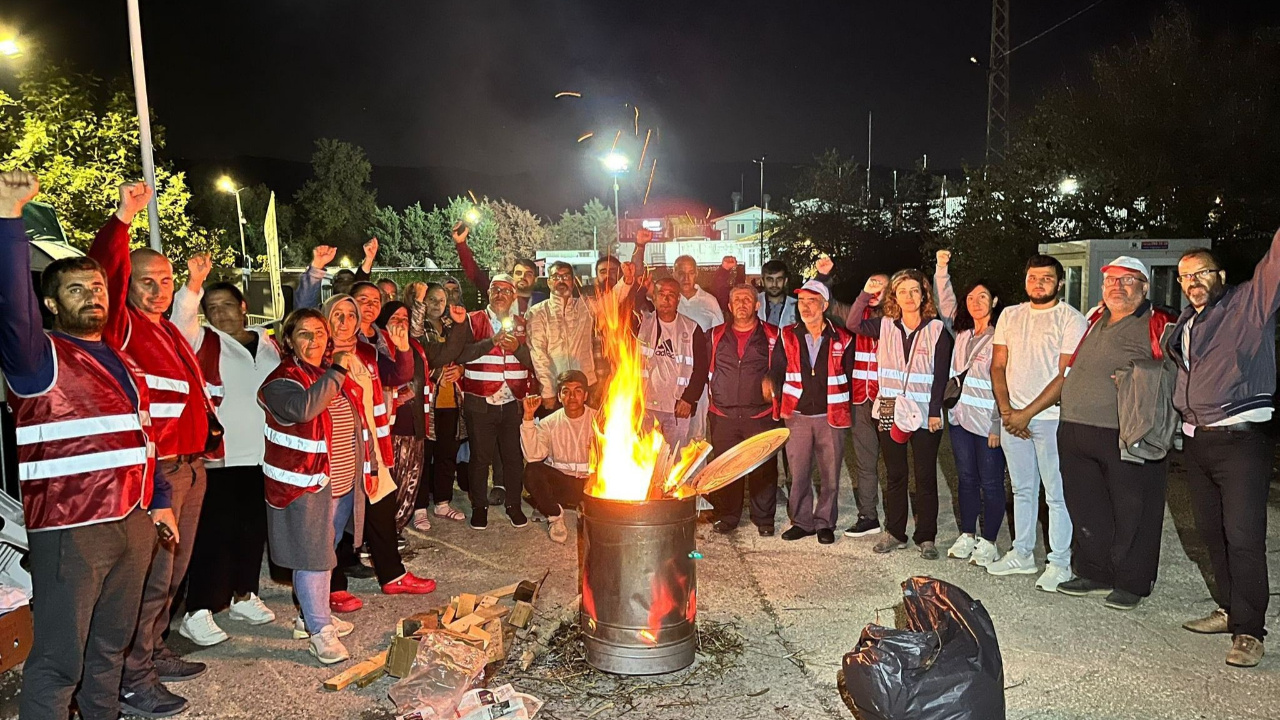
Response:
[795,279,830,302]
[1100,256,1149,280]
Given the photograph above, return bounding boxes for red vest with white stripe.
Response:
[353,341,396,469]
[851,307,880,404]
[196,328,226,461]
[462,310,531,400]
[8,334,156,531]
[258,356,377,509]
[778,324,854,428]
[122,309,209,457]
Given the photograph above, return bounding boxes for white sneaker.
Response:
[1035,564,1074,593]
[178,609,229,647]
[308,625,350,665]
[293,615,353,640]
[986,550,1039,576]
[970,538,999,567]
[947,534,976,559]
[228,593,276,625]
[548,515,568,544]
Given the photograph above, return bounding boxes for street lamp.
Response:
[1059,176,1080,195]
[752,155,766,266]
[603,152,629,242]
[217,175,250,275]
[0,38,20,59]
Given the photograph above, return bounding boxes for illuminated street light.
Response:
[603,152,629,173]
[217,175,250,273]
[1059,176,1080,195]
[602,153,629,240]
[0,38,20,58]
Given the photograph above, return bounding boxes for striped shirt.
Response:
[328,396,359,497]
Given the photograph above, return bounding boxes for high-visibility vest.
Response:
[258,356,377,509]
[122,309,209,457]
[353,340,396,469]
[778,323,854,428]
[707,322,779,416]
[196,328,226,461]
[851,307,880,404]
[8,334,156,531]
[461,310,531,400]
[873,317,944,430]
[948,328,997,436]
[638,312,699,411]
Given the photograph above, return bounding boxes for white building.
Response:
[1038,238,1210,312]
[712,206,780,243]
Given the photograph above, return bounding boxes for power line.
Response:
[1004,0,1109,58]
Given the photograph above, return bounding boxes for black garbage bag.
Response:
[837,576,1004,720]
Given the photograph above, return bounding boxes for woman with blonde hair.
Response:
[844,268,954,559]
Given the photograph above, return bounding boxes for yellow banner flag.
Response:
[264,192,285,319]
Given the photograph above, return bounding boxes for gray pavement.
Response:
[1,442,1278,719]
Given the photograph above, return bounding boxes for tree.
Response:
[0,65,228,264]
[547,199,616,251]
[294,138,379,259]
[486,199,546,270]
[191,182,298,266]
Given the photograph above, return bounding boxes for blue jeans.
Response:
[949,425,1006,541]
[1001,418,1072,567]
[297,491,355,635]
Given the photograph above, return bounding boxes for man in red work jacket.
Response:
[88,183,214,717]
[0,171,178,720]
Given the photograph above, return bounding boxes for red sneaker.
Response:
[382,573,437,595]
[329,591,363,613]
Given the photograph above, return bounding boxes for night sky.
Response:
[4,1,1279,215]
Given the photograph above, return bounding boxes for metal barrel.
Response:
[579,494,697,675]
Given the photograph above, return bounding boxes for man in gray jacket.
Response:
[1169,233,1280,669]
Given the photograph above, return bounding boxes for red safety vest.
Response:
[777,324,854,428]
[461,310,532,400]
[353,341,396,469]
[196,328,226,461]
[122,309,209,457]
[8,334,156,531]
[258,356,377,509]
[851,307,880,404]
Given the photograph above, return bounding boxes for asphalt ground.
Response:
[1,435,1278,720]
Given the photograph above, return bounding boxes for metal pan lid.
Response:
[687,428,791,495]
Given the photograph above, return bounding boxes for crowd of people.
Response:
[0,167,1276,718]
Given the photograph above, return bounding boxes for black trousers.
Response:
[185,465,268,612]
[1058,421,1168,596]
[523,462,585,517]
[708,414,779,528]
[465,398,525,513]
[421,407,463,508]
[1184,428,1275,638]
[333,493,407,589]
[877,427,943,544]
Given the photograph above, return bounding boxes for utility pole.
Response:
[752,155,766,265]
[985,0,1011,163]
[866,110,873,203]
[126,0,162,251]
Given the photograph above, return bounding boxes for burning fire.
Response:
[584,280,709,501]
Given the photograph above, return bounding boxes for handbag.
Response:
[943,332,993,410]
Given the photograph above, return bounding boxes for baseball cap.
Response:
[795,279,830,302]
[1100,256,1149,280]
[891,398,922,444]
[490,273,516,289]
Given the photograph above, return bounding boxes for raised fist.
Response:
[451,222,470,244]
[864,276,887,296]
[387,322,410,352]
[815,253,834,276]
[311,245,337,269]
[448,303,467,325]
[116,182,154,224]
[187,253,213,288]
[721,255,738,272]
[362,237,379,262]
[936,249,952,269]
[523,394,543,420]
[635,228,654,246]
[0,171,39,219]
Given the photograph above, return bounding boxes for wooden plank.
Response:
[446,612,484,633]
[467,624,491,646]
[509,600,534,629]
[322,650,387,691]
[440,605,457,626]
[385,636,420,678]
[474,604,510,622]
[477,595,499,608]
[482,618,507,663]
[477,582,521,599]
[457,593,477,617]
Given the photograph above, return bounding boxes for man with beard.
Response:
[527,261,598,410]
[0,171,178,720]
[986,255,1088,590]
[169,255,282,647]
[705,285,780,535]
[88,183,218,717]
[1171,235,1280,668]
[452,221,547,313]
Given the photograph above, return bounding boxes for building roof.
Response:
[711,206,781,223]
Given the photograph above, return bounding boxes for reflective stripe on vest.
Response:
[16,413,143,445]
[778,324,853,428]
[874,317,942,425]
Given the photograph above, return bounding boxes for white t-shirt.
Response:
[678,288,724,332]
[992,302,1088,421]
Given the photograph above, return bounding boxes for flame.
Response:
[584,282,707,501]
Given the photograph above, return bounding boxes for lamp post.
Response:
[217,176,249,280]
[126,0,163,252]
[0,36,20,59]
[603,152,629,243]
[752,155,766,266]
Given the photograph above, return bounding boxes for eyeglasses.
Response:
[1177,268,1219,283]
[1102,276,1143,288]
